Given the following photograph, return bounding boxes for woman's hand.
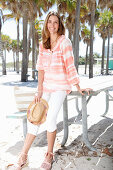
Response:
[75,84,92,95]
[78,88,92,95]
[34,82,43,103]
[34,91,43,103]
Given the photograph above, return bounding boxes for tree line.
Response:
[0,0,113,81]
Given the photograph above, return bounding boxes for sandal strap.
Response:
[45,152,55,161]
[19,152,28,156]
[46,152,54,156]
[7,152,28,169]
[17,152,28,165]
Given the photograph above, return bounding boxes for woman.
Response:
[10,11,91,170]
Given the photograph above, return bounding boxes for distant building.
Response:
[105,43,113,58]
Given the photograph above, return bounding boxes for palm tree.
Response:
[7,1,25,77]
[1,1,21,74]
[1,34,11,69]
[0,9,6,75]
[105,13,113,75]
[16,17,20,74]
[73,0,81,72]
[57,0,82,71]
[98,0,113,75]
[21,2,28,82]
[73,0,89,72]
[57,0,77,42]
[81,1,100,78]
[99,0,113,10]
[96,22,107,74]
[81,25,91,74]
[2,0,22,74]
[80,1,100,78]
[3,13,21,73]
[1,0,55,81]
[35,18,42,61]
[72,1,89,72]
[10,40,17,71]
[86,0,96,78]
[96,9,113,75]
[57,0,90,72]
[2,0,25,79]
[10,39,22,71]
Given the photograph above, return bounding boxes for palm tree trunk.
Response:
[35,32,39,62]
[101,37,105,75]
[13,51,16,71]
[4,49,6,64]
[36,49,38,63]
[106,30,110,75]
[16,18,19,74]
[27,22,32,63]
[89,2,95,78]
[68,27,72,41]
[73,0,81,72]
[21,10,28,82]
[85,44,88,74]
[0,30,6,75]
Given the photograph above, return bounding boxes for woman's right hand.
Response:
[34,91,43,103]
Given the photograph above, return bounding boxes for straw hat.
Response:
[27,98,49,125]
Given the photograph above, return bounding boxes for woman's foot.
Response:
[7,152,28,170]
[40,152,54,170]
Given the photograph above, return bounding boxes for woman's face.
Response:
[47,15,59,35]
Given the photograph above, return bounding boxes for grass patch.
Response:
[0,61,32,68]
[87,158,91,161]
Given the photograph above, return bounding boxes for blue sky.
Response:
[1,7,113,63]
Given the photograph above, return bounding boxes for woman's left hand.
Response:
[78,88,93,95]
[75,84,93,95]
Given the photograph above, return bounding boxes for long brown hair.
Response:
[42,11,65,49]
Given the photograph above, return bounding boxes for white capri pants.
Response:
[27,90,67,136]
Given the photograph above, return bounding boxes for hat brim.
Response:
[27,98,49,125]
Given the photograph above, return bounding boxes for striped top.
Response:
[37,35,79,94]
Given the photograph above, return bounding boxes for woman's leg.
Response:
[47,130,56,153]
[17,119,40,166]
[45,130,56,162]
[22,92,51,155]
[21,92,50,155]
[43,91,67,162]
[21,120,40,154]
[21,133,36,154]
[16,133,36,167]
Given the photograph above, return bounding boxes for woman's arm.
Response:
[61,38,92,95]
[61,38,80,85]
[35,70,44,102]
[38,70,44,92]
[75,83,92,95]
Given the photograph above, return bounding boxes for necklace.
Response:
[50,36,59,48]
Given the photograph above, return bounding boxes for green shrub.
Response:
[79,57,85,65]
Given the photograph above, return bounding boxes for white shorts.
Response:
[27,90,67,136]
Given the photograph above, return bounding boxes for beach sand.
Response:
[0,71,113,170]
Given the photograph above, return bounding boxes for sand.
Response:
[0,71,113,170]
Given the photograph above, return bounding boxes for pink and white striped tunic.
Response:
[37,35,79,94]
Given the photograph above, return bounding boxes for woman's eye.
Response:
[48,20,51,23]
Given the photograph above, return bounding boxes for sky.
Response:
[1,7,113,63]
